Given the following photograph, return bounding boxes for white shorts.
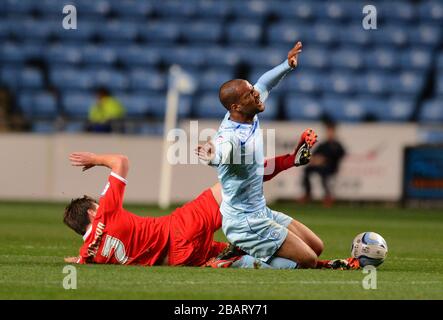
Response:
[222,206,293,263]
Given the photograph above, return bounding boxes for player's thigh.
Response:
[287,219,324,256]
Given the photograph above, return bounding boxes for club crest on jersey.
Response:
[101,182,110,197]
[216,136,224,144]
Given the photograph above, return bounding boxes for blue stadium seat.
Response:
[259,95,279,121]
[372,25,408,47]
[32,121,56,134]
[92,69,129,91]
[418,100,443,124]
[323,96,366,122]
[237,48,286,68]
[81,46,116,65]
[227,22,262,45]
[203,47,241,68]
[308,23,339,46]
[18,92,56,120]
[390,71,425,96]
[12,20,54,40]
[436,74,443,96]
[97,21,138,42]
[272,1,315,21]
[297,47,328,70]
[49,69,94,90]
[358,72,393,96]
[401,49,433,71]
[153,1,197,18]
[437,53,443,70]
[6,0,37,14]
[20,68,44,89]
[410,25,442,49]
[0,66,21,89]
[194,93,227,118]
[364,97,415,122]
[33,92,58,118]
[199,68,235,91]
[360,98,387,121]
[140,21,180,43]
[378,2,416,23]
[116,46,160,67]
[161,47,207,68]
[267,23,310,46]
[339,26,372,47]
[45,45,82,65]
[366,48,400,70]
[419,1,443,25]
[181,22,222,44]
[129,69,166,92]
[331,48,364,71]
[137,122,164,136]
[110,1,153,18]
[314,2,348,23]
[231,1,270,21]
[0,43,25,63]
[53,21,97,42]
[195,0,231,19]
[322,73,357,96]
[116,94,150,118]
[64,121,86,133]
[282,71,324,95]
[75,0,111,18]
[283,94,323,121]
[146,94,192,119]
[62,92,95,119]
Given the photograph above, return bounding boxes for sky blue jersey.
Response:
[211,59,293,218]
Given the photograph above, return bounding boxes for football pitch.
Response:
[0,201,442,300]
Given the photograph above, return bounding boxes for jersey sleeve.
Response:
[98,172,127,217]
[254,59,293,103]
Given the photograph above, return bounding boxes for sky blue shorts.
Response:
[222,206,293,263]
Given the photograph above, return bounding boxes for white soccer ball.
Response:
[351,232,388,267]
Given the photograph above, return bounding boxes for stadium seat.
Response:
[5,0,37,15]
[33,92,58,119]
[0,66,21,89]
[437,53,443,70]
[258,95,278,121]
[146,94,192,119]
[181,22,222,44]
[322,73,357,96]
[97,21,138,42]
[64,121,86,133]
[339,26,372,47]
[153,1,197,18]
[195,0,231,19]
[31,121,56,134]
[331,49,365,71]
[203,47,241,68]
[75,0,111,18]
[419,1,443,25]
[116,94,150,118]
[378,2,416,23]
[372,25,409,48]
[323,96,367,122]
[49,68,94,90]
[194,93,227,118]
[401,49,433,71]
[238,48,286,69]
[92,69,129,91]
[198,68,235,91]
[418,100,443,124]
[314,2,348,23]
[390,71,426,96]
[116,46,160,67]
[231,1,270,21]
[45,45,82,65]
[282,71,324,95]
[110,1,153,19]
[227,22,262,45]
[272,1,316,21]
[436,74,443,96]
[81,46,117,65]
[62,92,95,119]
[53,21,97,42]
[161,47,207,68]
[129,69,166,92]
[267,23,310,47]
[297,47,328,70]
[363,97,415,122]
[12,20,54,41]
[358,72,393,96]
[283,94,323,121]
[139,21,180,43]
[367,48,400,70]
[410,25,442,49]
[0,43,25,64]
[20,68,44,89]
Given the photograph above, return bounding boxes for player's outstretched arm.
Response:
[69,152,129,179]
[254,41,302,102]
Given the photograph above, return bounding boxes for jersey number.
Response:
[101,235,129,264]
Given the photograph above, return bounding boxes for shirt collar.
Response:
[82,225,92,241]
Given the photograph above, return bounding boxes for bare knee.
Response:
[297,254,318,269]
[313,239,324,257]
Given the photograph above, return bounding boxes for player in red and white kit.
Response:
[63,129,359,269]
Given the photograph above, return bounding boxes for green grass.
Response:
[0,201,442,299]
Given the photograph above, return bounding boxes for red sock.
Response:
[263,153,295,182]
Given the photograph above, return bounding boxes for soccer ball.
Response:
[351,232,388,267]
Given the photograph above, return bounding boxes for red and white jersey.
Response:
[78,172,171,266]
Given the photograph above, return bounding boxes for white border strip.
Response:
[111,172,128,184]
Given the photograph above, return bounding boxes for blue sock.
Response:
[231,255,273,269]
[267,257,298,269]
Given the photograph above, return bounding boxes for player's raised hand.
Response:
[288,41,303,68]
[195,138,215,164]
[69,152,97,171]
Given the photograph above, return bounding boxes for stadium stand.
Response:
[0,0,442,134]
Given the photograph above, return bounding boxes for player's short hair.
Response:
[219,79,244,110]
[63,195,97,236]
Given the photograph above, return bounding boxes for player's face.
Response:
[237,81,264,115]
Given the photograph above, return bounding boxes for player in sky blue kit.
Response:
[205,41,321,268]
